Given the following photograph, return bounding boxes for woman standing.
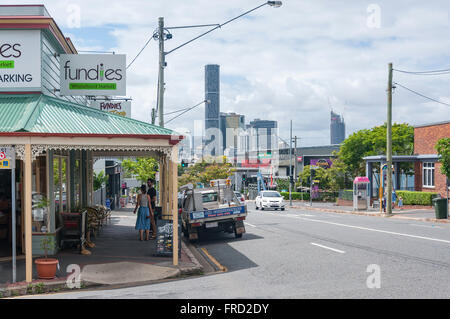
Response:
[133,185,152,241]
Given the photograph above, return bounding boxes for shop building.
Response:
[413,121,449,198]
[0,5,182,283]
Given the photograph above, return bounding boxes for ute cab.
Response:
[180,180,247,242]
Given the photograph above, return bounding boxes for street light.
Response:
[153,1,283,127]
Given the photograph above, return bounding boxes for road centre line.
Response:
[311,242,346,254]
[245,222,257,228]
[294,217,450,244]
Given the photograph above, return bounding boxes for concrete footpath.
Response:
[0,206,203,298]
[288,200,450,223]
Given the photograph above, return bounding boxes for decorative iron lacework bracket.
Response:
[1,144,175,161]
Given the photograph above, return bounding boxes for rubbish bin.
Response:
[432,198,448,219]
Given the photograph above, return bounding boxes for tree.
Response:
[178,160,235,187]
[436,138,450,179]
[121,158,159,184]
[93,170,108,191]
[337,123,414,177]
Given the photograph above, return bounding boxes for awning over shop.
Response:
[0,94,177,137]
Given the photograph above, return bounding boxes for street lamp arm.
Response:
[165,2,269,56]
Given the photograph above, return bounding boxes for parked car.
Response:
[255,191,285,211]
[234,191,246,205]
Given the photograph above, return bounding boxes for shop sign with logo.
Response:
[60,54,126,96]
[0,30,41,91]
[310,158,332,169]
[90,100,131,118]
[0,147,15,169]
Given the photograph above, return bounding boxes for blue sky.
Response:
[12,0,450,148]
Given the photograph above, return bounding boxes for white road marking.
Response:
[245,222,257,228]
[311,242,346,254]
[297,217,450,244]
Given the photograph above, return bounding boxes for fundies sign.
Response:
[0,30,41,90]
[60,54,126,96]
[90,100,131,118]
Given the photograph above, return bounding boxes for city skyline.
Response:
[11,0,450,145]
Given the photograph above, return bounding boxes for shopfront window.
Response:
[53,155,69,228]
[32,156,48,233]
[423,162,435,188]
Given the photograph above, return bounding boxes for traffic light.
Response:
[181,160,188,168]
[242,174,246,182]
[290,175,294,184]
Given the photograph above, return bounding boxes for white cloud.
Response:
[13,0,450,145]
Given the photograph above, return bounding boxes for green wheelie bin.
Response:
[432,198,448,219]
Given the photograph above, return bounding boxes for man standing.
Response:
[147,178,157,238]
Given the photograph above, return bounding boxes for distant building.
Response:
[330,110,345,144]
[248,119,278,155]
[220,112,245,159]
[204,64,221,156]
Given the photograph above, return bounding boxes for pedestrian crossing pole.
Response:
[386,63,393,215]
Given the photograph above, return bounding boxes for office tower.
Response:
[330,110,345,144]
[204,64,221,156]
[248,119,278,155]
[220,112,245,159]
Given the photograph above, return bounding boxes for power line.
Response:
[164,106,195,116]
[165,100,207,125]
[394,68,450,75]
[394,82,450,107]
[127,36,154,69]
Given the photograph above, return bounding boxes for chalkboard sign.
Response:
[153,219,181,257]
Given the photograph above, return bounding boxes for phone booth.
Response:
[353,176,370,211]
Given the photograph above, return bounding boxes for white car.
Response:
[255,191,285,211]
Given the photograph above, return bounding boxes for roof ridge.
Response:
[14,94,42,132]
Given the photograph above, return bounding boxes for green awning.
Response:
[0,94,177,136]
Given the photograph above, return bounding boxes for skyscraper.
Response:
[330,110,345,144]
[204,64,221,156]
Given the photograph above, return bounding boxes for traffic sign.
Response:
[0,147,15,169]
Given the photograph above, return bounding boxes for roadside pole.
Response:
[157,17,165,127]
[289,120,292,207]
[386,62,393,215]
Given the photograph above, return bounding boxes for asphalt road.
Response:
[23,203,450,298]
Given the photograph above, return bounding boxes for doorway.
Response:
[0,170,12,257]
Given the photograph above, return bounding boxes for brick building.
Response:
[414,121,450,197]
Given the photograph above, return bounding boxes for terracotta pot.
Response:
[35,258,59,279]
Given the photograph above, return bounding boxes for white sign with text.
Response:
[0,30,41,90]
[90,100,131,118]
[60,54,126,96]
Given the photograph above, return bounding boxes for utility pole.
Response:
[289,120,293,206]
[157,17,165,128]
[386,62,393,215]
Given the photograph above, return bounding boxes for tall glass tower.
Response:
[204,64,221,156]
[330,110,345,144]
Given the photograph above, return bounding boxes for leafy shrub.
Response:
[396,191,438,206]
[280,192,310,200]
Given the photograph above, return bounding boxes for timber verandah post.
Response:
[24,143,33,282]
[171,146,178,266]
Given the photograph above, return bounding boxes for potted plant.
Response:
[34,236,59,279]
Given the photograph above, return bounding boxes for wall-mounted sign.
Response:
[90,100,131,117]
[60,54,126,96]
[0,147,15,169]
[0,30,41,91]
[310,158,333,169]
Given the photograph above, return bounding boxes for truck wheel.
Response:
[182,223,188,238]
[234,224,243,239]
